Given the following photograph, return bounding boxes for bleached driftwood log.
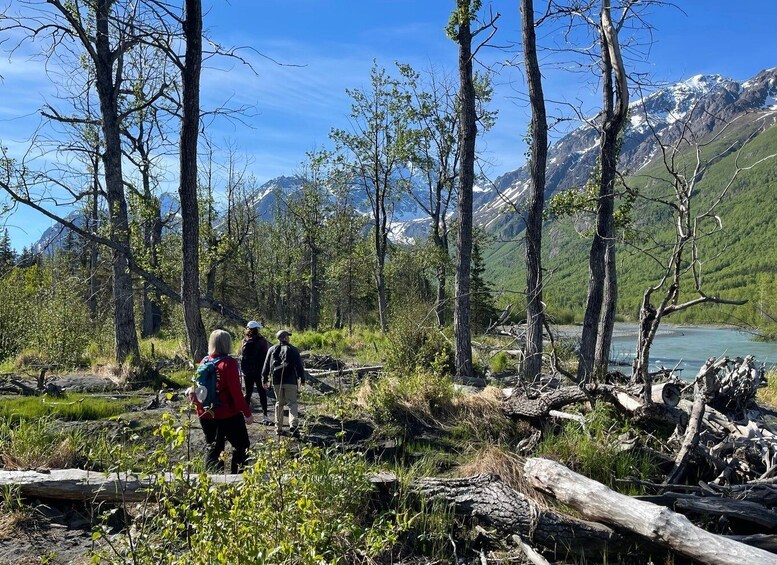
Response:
[665,371,711,485]
[524,457,777,565]
[0,469,241,502]
[0,468,398,503]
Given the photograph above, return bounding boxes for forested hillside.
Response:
[486,88,777,329]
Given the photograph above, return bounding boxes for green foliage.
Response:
[0,264,93,366]
[470,235,499,332]
[536,403,659,492]
[361,369,455,427]
[384,310,454,377]
[293,329,346,354]
[95,435,399,564]
[446,0,483,38]
[490,351,510,373]
[0,393,141,423]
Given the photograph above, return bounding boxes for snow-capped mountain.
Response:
[32,68,777,252]
[475,68,777,238]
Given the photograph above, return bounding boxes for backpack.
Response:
[271,346,288,382]
[192,356,226,410]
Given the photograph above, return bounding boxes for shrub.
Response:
[547,306,577,325]
[95,437,400,564]
[359,369,455,429]
[0,265,93,367]
[384,316,454,377]
[490,351,510,373]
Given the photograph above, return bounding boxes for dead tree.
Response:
[631,109,775,402]
[520,0,548,382]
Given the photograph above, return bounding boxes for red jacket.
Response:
[196,355,251,420]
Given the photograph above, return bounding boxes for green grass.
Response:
[291,326,388,363]
[757,369,777,408]
[0,417,83,469]
[0,393,142,422]
[535,403,660,493]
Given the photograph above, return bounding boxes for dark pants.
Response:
[243,373,268,415]
[200,413,250,474]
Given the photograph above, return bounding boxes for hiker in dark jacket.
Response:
[262,329,305,436]
[194,329,253,473]
[240,320,271,424]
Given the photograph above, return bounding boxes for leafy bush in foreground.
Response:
[94,418,399,564]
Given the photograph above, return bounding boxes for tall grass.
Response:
[0,417,82,469]
[292,327,388,363]
[757,369,777,408]
[535,403,659,493]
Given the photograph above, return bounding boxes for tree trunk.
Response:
[433,226,448,326]
[94,0,139,364]
[595,241,617,371]
[525,457,777,565]
[88,154,100,322]
[141,202,163,338]
[179,0,207,360]
[577,2,628,382]
[454,8,475,380]
[309,247,320,330]
[521,0,548,382]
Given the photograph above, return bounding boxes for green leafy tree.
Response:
[331,63,413,333]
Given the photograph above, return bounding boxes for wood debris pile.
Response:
[416,355,777,564]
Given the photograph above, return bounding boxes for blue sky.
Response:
[2,0,777,250]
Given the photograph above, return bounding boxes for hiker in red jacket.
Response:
[196,329,253,473]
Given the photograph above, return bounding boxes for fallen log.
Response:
[305,365,383,379]
[665,376,708,485]
[0,469,237,502]
[503,386,592,419]
[636,493,777,530]
[548,410,586,425]
[524,457,777,565]
[503,382,681,422]
[0,468,397,503]
[411,473,627,561]
[727,534,777,553]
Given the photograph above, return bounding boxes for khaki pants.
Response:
[273,383,298,430]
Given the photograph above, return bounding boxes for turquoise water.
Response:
[609,325,777,378]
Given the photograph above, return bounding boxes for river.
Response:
[610,324,777,378]
[556,323,777,380]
